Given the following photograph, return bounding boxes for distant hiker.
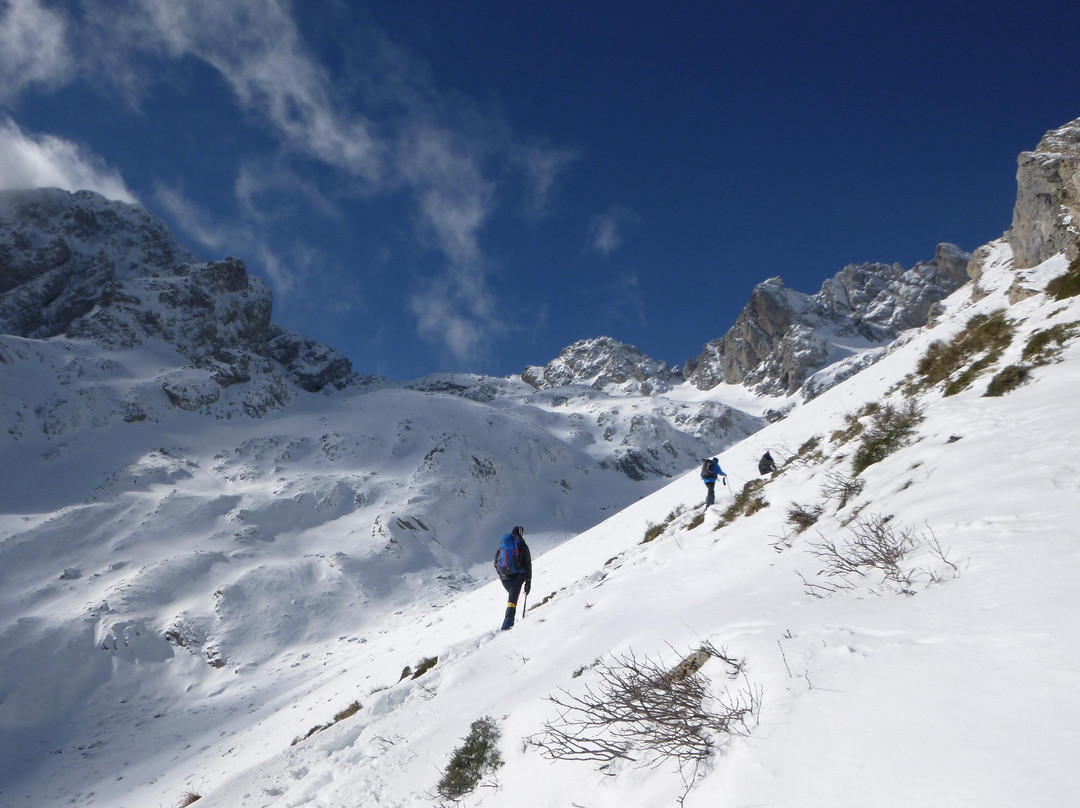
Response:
[758,450,778,475]
[700,457,725,507]
[493,525,532,631]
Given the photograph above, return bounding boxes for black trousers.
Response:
[499,573,527,629]
[704,480,716,507]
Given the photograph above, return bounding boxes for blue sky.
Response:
[1,1,1078,381]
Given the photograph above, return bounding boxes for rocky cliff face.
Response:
[0,189,354,402]
[0,188,197,337]
[684,243,971,396]
[1008,117,1080,269]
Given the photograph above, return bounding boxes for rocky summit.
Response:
[0,188,354,404]
[522,335,682,395]
[519,239,972,403]
[683,243,972,397]
[0,188,197,338]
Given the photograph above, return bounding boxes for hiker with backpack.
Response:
[700,457,725,507]
[493,525,532,631]
[758,450,778,475]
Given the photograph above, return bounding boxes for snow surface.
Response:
[2,244,1080,807]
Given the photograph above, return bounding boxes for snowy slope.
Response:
[0,332,761,802]
[2,237,1078,806]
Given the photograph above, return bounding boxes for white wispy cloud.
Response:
[152,184,230,253]
[78,0,392,192]
[0,117,136,202]
[588,206,636,256]
[233,158,341,224]
[153,182,297,293]
[5,0,577,364]
[409,266,497,365]
[515,142,582,220]
[0,0,70,100]
[399,125,494,268]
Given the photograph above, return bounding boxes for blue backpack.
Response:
[495,533,524,574]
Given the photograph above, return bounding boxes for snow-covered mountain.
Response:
[683,242,972,397]
[0,188,356,404]
[2,115,1079,807]
[0,183,764,794]
[522,336,683,395]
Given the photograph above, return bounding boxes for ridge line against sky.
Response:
[1,0,1079,381]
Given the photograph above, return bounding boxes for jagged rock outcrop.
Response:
[0,188,197,337]
[267,325,354,393]
[528,243,970,402]
[685,243,971,397]
[1008,117,1080,269]
[66,258,272,358]
[682,277,808,392]
[522,336,680,395]
[0,188,353,398]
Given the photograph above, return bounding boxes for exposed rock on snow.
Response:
[67,258,273,357]
[0,188,197,337]
[267,324,354,393]
[1008,116,1080,268]
[0,189,354,401]
[522,336,681,395]
[684,243,972,396]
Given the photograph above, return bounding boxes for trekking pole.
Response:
[521,587,528,619]
[725,474,738,498]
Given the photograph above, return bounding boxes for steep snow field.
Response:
[3,243,1080,807]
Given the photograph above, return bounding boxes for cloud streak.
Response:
[0,117,136,202]
[125,1,385,183]
[0,0,70,100]
[153,182,300,294]
[6,0,576,365]
[515,142,582,220]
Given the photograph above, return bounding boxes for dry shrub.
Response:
[802,513,958,597]
[1046,254,1080,300]
[531,644,760,803]
[850,399,924,475]
[819,471,864,510]
[786,503,824,533]
[717,479,768,526]
[913,310,1015,395]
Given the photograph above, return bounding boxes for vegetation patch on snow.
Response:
[436,716,503,801]
[907,310,1016,396]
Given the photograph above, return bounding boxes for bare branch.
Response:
[819,471,864,510]
[529,645,761,800]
